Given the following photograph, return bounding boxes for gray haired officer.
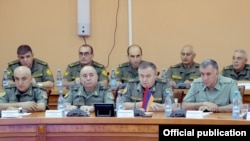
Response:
[182,59,241,112]
[222,49,250,80]
[64,65,114,112]
[122,61,173,111]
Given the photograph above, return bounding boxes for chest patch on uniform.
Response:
[33,73,43,78]
[46,69,52,76]
[189,75,199,80]
[172,75,182,80]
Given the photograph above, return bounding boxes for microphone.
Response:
[170,90,200,117]
[183,90,200,102]
[133,99,146,117]
[118,83,127,89]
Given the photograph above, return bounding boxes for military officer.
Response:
[6,44,54,89]
[182,59,241,112]
[0,66,47,112]
[63,44,109,89]
[221,49,250,80]
[64,65,114,112]
[115,44,146,87]
[166,44,200,88]
[122,61,173,112]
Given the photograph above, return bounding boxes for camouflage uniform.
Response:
[122,78,173,103]
[0,84,47,105]
[166,62,200,84]
[64,83,114,106]
[6,58,54,83]
[63,61,109,82]
[221,64,250,80]
[115,60,146,83]
[183,76,241,106]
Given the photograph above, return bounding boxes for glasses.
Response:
[79,52,91,56]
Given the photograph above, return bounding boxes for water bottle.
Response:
[232,90,240,119]
[165,89,173,117]
[161,68,167,80]
[116,91,123,114]
[57,90,65,117]
[56,69,63,91]
[2,69,8,88]
[110,68,117,90]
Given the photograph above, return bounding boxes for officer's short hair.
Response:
[17,44,33,55]
[234,49,248,60]
[127,44,143,56]
[138,61,157,72]
[80,44,94,54]
[200,59,218,71]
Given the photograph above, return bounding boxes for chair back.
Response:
[238,85,245,101]
[173,90,184,103]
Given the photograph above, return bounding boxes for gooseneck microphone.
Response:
[170,90,200,117]
[183,90,200,101]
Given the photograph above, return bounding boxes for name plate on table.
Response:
[2,110,19,118]
[117,110,134,118]
[247,112,250,120]
[186,110,203,119]
[45,110,64,118]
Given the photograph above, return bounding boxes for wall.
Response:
[1,0,250,89]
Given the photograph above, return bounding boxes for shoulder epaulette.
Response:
[4,84,16,89]
[170,63,181,68]
[156,78,167,83]
[69,61,80,67]
[99,85,108,90]
[93,61,104,68]
[220,77,234,84]
[127,78,139,83]
[32,83,46,91]
[194,63,200,68]
[118,62,130,68]
[245,64,250,70]
[192,77,202,83]
[223,65,233,70]
[8,60,19,66]
[69,83,81,90]
[36,59,48,66]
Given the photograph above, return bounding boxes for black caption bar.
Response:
[159,125,250,140]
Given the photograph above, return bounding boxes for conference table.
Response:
[48,88,250,109]
[0,112,249,141]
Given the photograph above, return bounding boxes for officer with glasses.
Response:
[63,44,109,89]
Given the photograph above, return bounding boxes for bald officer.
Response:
[0,66,47,112]
[64,65,114,112]
[166,44,200,88]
